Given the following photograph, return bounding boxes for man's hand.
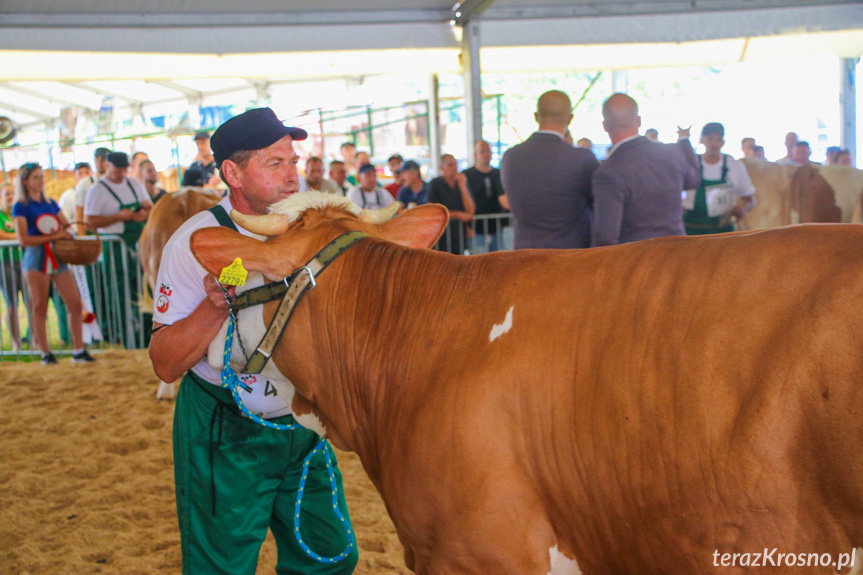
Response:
[119,208,134,222]
[51,229,73,241]
[204,274,235,309]
[677,125,692,140]
[451,211,474,223]
[456,172,468,190]
[131,209,148,223]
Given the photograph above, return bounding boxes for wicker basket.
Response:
[53,228,102,266]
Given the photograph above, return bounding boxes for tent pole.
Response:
[429,74,441,177]
[840,57,858,165]
[461,20,482,166]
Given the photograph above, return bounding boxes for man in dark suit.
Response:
[591,93,700,247]
[500,90,599,249]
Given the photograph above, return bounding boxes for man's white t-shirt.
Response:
[74,175,96,209]
[346,186,395,210]
[700,154,757,199]
[58,187,77,223]
[152,196,291,419]
[83,176,151,234]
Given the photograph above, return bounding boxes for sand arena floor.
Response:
[0,350,410,574]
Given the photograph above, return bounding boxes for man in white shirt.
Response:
[684,122,756,235]
[84,151,152,243]
[149,107,358,575]
[346,163,395,209]
[59,162,92,224]
[304,155,340,194]
[74,147,110,236]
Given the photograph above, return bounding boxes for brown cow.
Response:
[139,186,222,303]
[190,192,863,574]
[743,159,863,228]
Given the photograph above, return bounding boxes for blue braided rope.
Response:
[220,316,356,563]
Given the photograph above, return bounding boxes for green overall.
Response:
[98,180,147,347]
[172,205,358,575]
[683,155,734,235]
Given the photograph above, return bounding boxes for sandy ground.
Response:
[0,350,411,575]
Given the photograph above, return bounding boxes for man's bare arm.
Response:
[150,276,233,382]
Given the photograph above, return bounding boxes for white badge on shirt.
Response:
[705,183,736,218]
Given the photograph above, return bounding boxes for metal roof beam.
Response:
[479,0,862,20]
[0,10,453,28]
[147,80,203,99]
[0,100,53,121]
[453,0,498,25]
[62,82,143,105]
[1,83,95,110]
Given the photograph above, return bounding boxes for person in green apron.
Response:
[83,151,152,347]
[684,122,756,235]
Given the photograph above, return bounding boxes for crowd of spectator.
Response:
[0,98,859,360]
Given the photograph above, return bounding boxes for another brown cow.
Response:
[190,192,863,575]
[139,187,222,303]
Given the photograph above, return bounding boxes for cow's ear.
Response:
[190,227,286,278]
[379,204,448,249]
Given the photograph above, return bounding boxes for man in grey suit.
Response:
[500,90,599,249]
[591,93,701,247]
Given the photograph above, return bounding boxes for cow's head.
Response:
[189,192,448,446]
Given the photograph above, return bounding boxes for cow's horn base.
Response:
[230,210,290,236]
[360,202,400,224]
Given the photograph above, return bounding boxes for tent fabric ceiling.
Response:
[0,1,860,127]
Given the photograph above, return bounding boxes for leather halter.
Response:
[230,230,368,374]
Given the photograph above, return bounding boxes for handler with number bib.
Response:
[683,122,756,235]
[84,151,152,346]
[149,108,358,575]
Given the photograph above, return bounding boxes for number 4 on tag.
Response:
[219,258,248,287]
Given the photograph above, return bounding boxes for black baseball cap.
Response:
[107,151,129,168]
[94,147,111,159]
[194,131,211,141]
[701,122,725,137]
[358,164,376,175]
[396,160,420,173]
[210,108,308,168]
[182,167,206,187]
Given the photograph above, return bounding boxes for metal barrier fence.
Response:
[0,236,148,361]
[434,213,514,255]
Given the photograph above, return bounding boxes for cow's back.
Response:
[474,225,863,574]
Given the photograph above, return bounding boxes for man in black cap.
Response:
[150,107,358,575]
[83,150,153,346]
[346,163,395,209]
[395,160,429,206]
[190,131,217,180]
[683,121,755,235]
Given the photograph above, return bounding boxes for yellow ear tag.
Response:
[218,258,248,287]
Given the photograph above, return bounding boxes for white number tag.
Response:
[705,183,736,218]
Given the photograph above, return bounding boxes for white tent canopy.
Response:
[0,1,860,132]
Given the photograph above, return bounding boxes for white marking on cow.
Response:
[269,191,360,223]
[489,306,514,342]
[848,548,863,575]
[294,412,327,438]
[548,545,582,575]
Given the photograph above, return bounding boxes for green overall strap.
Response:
[208,204,239,232]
